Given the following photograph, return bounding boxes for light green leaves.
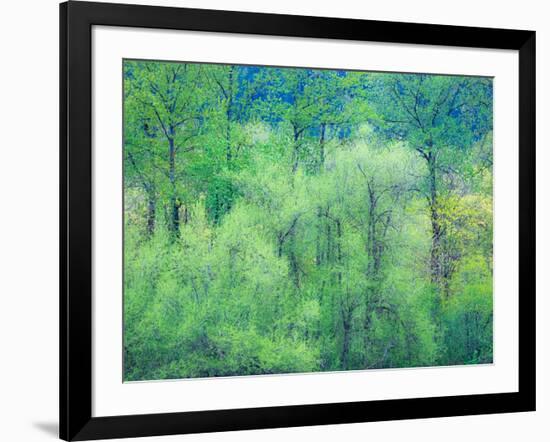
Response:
[123,61,493,380]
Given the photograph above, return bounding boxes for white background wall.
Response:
[0,0,547,441]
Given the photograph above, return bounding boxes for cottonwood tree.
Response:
[368,73,492,297]
[124,60,205,237]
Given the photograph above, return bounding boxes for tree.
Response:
[368,73,492,297]
[124,60,205,237]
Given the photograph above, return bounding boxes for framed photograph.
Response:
[60,1,536,440]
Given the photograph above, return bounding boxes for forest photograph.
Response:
[123,59,494,382]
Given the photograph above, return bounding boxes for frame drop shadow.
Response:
[33,421,58,438]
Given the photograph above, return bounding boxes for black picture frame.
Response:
[60,1,536,440]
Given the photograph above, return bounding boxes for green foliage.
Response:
[123,60,493,380]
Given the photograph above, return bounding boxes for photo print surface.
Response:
[123,59,493,382]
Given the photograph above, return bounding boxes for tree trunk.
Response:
[289,229,300,288]
[363,306,373,367]
[341,311,352,370]
[183,205,189,225]
[366,181,377,276]
[364,185,377,367]
[292,125,300,173]
[146,188,156,236]
[428,152,442,289]
[226,66,234,165]
[318,122,326,171]
[326,211,332,263]
[315,207,322,266]
[363,180,388,367]
[168,130,180,237]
